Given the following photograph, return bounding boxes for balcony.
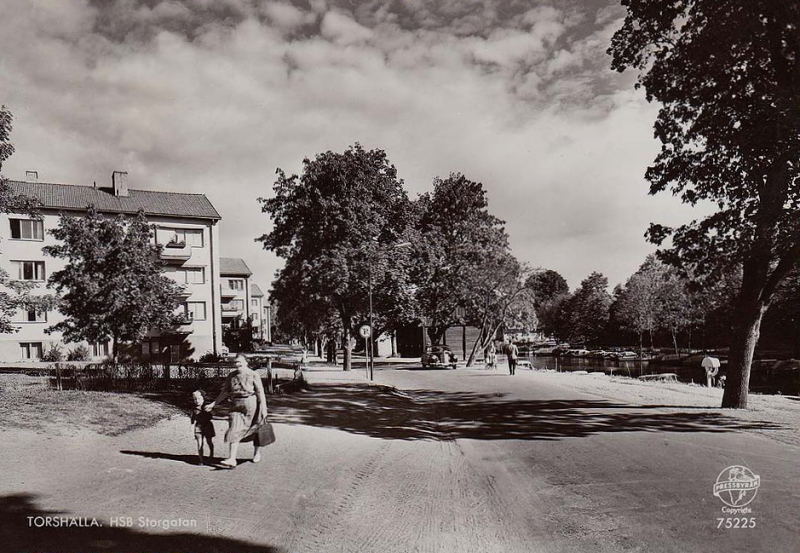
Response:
[160,241,191,265]
[176,285,191,299]
[169,313,194,334]
[220,286,237,299]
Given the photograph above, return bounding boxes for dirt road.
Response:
[2,367,798,552]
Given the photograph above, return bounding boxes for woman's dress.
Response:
[223,369,270,445]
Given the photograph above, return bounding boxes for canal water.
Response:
[523,355,708,383]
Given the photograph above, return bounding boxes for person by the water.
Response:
[507,342,519,376]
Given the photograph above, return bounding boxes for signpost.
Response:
[359,324,371,379]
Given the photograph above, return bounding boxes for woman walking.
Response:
[205,354,270,468]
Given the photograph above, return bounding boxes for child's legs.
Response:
[205,436,214,457]
[195,435,205,456]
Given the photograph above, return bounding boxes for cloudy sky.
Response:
[0,0,705,291]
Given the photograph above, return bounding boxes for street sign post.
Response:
[359,325,371,378]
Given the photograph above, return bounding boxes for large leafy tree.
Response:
[566,272,612,344]
[612,255,662,353]
[527,268,569,336]
[44,207,182,359]
[462,253,536,366]
[258,144,414,371]
[527,269,569,305]
[413,173,509,346]
[610,2,800,407]
[537,292,572,341]
[0,105,54,333]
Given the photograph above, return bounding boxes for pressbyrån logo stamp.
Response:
[713,465,760,508]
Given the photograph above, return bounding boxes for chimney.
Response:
[112,171,129,197]
[25,170,38,182]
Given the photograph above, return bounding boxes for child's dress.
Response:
[191,405,216,438]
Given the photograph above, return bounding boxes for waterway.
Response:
[523,355,708,383]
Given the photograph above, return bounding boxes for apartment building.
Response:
[219,256,252,333]
[0,172,224,361]
[250,283,265,341]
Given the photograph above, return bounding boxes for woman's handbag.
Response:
[258,421,276,446]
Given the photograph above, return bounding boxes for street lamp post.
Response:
[366,240,410,382]
[368,265,374,381]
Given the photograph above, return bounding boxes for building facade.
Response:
[0,173,223,361]
[219,257,253,350]
[250,283,265,342]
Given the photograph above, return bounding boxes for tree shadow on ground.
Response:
[0,493,278,553]
[267,384,782,442]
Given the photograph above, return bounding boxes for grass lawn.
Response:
[0,374,183,436]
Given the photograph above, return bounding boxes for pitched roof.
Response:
[220,257,252,276]
[251,283,265,297]
[5,180,221,220]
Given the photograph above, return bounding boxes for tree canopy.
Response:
[412,173,509,346]
[610,1,800,407]
[565,272,612,344]
[44,207,182,357]
[258,143,415,370]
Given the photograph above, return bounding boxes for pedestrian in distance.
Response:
[485,341,496,369]
[701,356,720,388]
[507,342,519,376]
[205,354,273,468]
[190,390,216,465]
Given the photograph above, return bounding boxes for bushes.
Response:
[56,361,223,392]
[66,344,91,361]
[41,343,64,362]
[198,351,226,363]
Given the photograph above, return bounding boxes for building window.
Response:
[12,261,45,281]
[161,227,203,248]
[252,312,259,321]
[230,299,244,310]
[10,219,44,241]
[183,301,206,321]
[14,309,46,323]
[178,267,205,284]
[92,341,110,358]
[228,279,244,290]
[251,299,258,307]
[20,342,43,360]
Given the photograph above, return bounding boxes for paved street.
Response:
[2,366,798,553]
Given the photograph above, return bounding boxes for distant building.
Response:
[0,172,223,361]
[219,257,254,349]
[250,283,265,342]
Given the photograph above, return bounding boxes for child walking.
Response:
[191,390,216,464]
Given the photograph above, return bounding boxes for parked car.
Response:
[422,345,458,369]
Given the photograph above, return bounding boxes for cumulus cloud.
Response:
[0,0,705,290]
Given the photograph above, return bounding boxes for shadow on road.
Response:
[268,384,782,441]
[0,493,278,553]
[120,450,204,466]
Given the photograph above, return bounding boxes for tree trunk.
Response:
[722,298,767,409]
[427,325,446,346]
[343,327,353,371]
[112,335,119,364]
[722,158,797,408]
[465,326,485,367]
[671,330,679,356]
